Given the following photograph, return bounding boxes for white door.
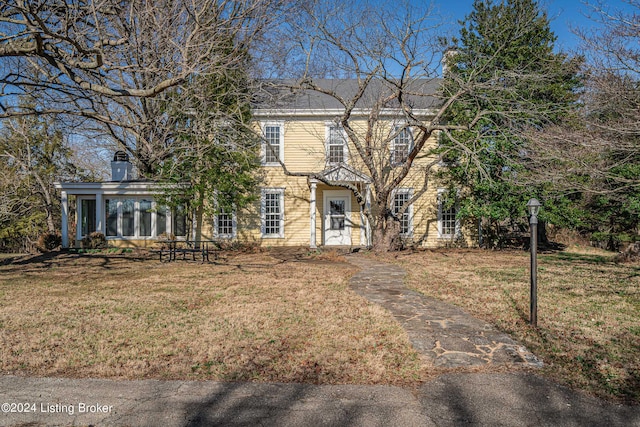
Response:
[324,191,351,245]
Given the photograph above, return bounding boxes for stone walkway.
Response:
[347,254,543,369]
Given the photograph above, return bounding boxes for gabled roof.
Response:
[253,79,442,115]
[317,164,371,184]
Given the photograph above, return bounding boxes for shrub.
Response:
[81,232,107,249]
[36,231,62,253]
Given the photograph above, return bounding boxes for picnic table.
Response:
[157,240,220,262]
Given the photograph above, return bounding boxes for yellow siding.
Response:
[232,116,478,248]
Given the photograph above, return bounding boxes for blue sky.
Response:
[433,0,636,52]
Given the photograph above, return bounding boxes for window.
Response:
[172,205,187,237]
[438,190,459,238]
[139,199,152,237]
[156,205,167,236]
[393,189,413,236]
[106,199,118,237]
[216,210,235,238]
[262,122,283,165]
[329,199,346,230]
[261,189,284,238]
[104,198,185,239]
[122,199,135,237]
[391,126,413,165]
[327,124,346,164]
[80,199,96,237]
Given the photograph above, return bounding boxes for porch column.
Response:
[95,192,103,233]
[360,198,366,246]
[309,180,317,249]
[365,184,372,247]
[61,191,69,248]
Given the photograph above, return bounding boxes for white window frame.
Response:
[390,125,413,166]
[213,197,237,239]
[437,189,460,239]
[77,196,97,240]
[103,198,185,240]
[261,188,285,238]
[325,122,348,165]
[261,121,284,166]
[392,188,414,237]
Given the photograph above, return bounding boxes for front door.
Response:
[324,191,351,245]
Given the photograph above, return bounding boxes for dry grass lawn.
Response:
[0,249,426,385]
[386,246,640,403]
[3,245,638,403]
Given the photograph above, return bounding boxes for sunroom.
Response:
[54,153,187,248]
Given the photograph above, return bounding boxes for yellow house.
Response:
[56,80,475,249]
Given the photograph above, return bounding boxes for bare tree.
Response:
[522,1,640,246]
[0,110,82,251]
[0,0,280,175]
[525,1,640,194]
[262,0,578,251]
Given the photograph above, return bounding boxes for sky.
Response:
[432,0,636,53]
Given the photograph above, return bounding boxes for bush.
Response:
[616,242,640,263]
[590,232,639,251]
[81,232,107,249]
[36,231,62,253]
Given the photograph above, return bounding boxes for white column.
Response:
[365,184,372,247]
[360,200,366,246]
[61,191,69,248]
[95,192,103,233]
[309,181,317,249]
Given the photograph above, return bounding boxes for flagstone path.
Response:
[347,254,543,369]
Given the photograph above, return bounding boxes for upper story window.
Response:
[326,124,347,165]
[262,122,284,165]
[392,189,413,236]
[437,189,459,239]
[391,126,413,166]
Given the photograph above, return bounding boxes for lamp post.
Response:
[527,198,541,327]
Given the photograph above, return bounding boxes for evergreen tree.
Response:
[157,44,261,238]
[439,0,582,246]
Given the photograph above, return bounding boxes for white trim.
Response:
[323,190,352,246]
[54,181,180,194]
[253,108,437,118]
[392,188,414,237]
[325,122,348,165]
[261,188,285,238]
[390,125,414,166]
[77,196,97,241]
[214,207,237,239]
[260,121,285,166]
[437,188,460,239]
[61,191,69,248]
[309,181,317,249]
[103,197,184,240]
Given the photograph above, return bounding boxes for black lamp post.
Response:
[527,198,541,327]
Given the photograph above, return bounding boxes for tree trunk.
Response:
[370,213,401,253]
[32,170,56,233]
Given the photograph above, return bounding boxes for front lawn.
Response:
[2,245,637,403]
[0,250,425,385]
[389,246,640,403]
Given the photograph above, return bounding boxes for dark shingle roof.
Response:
[253,78,442,112]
